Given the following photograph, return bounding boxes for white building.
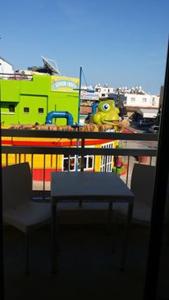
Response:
[0,57,14,77]
[94,84,115,99]
[115,86,160,111]
[123,93,160,110]
[80,85,99,102]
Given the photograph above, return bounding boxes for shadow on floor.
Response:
[4,219,152,300]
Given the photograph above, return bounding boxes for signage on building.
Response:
[51,76,79,92]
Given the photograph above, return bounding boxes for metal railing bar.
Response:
[69,155,71,172]
[1,129,158,141]
[126,156,130,185]
[43,155,46,192]
[1,146,157,156]
[31,154,34,188]
[0,72,32,77]
[30,154,33,171]
[80,138,85,172]
[6,154,9,166]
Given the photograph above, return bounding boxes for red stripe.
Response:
[1,139,115,147]
[32,168,62,181]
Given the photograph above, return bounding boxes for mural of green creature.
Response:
[92,100,120,126]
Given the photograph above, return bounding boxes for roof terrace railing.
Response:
[0,72,33,80]
[1,129,158,157]
[1,128,158,197]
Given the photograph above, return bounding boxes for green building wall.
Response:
[0,74,79,126]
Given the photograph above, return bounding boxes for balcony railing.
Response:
[1,129,158,198]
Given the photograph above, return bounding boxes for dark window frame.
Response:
[24,107,30,113]
[9,105,15,112]
[38,108,44,114]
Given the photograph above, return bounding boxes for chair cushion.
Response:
[3,201,51,233]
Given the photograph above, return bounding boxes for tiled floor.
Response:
[4,218,153,300]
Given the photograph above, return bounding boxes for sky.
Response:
[0,0,169,94]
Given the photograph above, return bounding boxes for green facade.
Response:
[0,74,79,126]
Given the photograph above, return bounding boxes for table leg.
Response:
[51,202,57,274]
[78,200,83,208]
[107,201,113,235]
[120,200,134,271]
[25,232,30,275]
[106,202,116,253]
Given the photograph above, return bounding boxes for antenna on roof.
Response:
[41,56,60,75]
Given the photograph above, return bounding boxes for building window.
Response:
[100,143,113,172]
[9,105,15,112]
[24,107,29,113]
[63,155,94,171]
[79,155,94,170]
[88,157,93,168]
[142,98,147,102]
[38,108,44,114]
[63,156,76,171]
[131,97,135,102]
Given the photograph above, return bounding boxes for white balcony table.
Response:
[50,172,134,273]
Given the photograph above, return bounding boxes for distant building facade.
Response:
[0,57,14,77]
[123,93,160,111]
[94,84,115,99]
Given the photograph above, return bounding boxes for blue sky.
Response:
[0,0,169,94]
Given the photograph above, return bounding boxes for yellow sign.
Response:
[51,76,79,92]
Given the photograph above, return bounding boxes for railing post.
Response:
[80,138,85,172]
[79,138,85,208]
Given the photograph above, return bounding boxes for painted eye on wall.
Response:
[103,103,110,111]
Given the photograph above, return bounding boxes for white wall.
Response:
[0,58,14,75]
[95,85,115,98]
[124,93,160,108]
